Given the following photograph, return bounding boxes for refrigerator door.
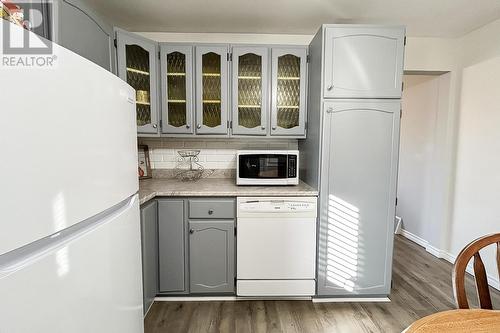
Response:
[0,24,138,255]
[0,194,143,333]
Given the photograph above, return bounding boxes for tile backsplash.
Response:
[139,138,298,170]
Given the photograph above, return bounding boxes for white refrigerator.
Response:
[0,24,144,332]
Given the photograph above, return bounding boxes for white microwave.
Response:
[236,150,299,185]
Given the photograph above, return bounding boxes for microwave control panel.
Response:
[288,155,297,178]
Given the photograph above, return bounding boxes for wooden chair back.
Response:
[452,233,500,309]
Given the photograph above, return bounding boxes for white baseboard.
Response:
[399,229,428,247]
[399,229,500,291]
[312,297,390,303]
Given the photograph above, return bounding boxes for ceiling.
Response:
[85,0,500,37]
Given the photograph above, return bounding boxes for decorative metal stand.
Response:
[174,150,204,181]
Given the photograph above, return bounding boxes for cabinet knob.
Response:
[327,84,334,91]
[261,126,266,130]
[197,124,201,129]
[189,229,195,234]
[208,209,214,215]
[152,124,158,128]
[272,126,277,130]
[186,124,190,129]
[326,107,334,113]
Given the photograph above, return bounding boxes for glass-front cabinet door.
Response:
[116,31,159,135]
[160,45,193,134]
[271,47,307,136]
[231,47,268,136]
[195,46,229,135]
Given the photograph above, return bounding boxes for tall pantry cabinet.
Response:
[299,25,405,298]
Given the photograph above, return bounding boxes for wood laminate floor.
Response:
[144,236,500,333]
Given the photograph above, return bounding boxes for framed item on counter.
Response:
[138,145,152,180]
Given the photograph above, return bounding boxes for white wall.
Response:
[398,75,440,240]
[400,18,500,289]
[400,35,460,257]
[404,37,458,71]
[450,56,500,284]
[448,20,500,286]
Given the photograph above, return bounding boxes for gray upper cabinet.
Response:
[189,220,235,294]
[158,199,188,294]
[116,30,160,135]
[270,47,308,137]
[54,0,115,73]
[317,99,400,296]
[140,200,158,315]
[195,45,230,135]
[231,46,269,136]
[323,26,405,99]
[160,45,194,135]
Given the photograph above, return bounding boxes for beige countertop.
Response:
[139,178,318,205]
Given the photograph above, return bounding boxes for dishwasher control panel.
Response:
[237,197,317,217]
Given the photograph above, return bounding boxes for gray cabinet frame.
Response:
[52,0,115,73]
[157,199,189,294]
[116,29,160,135]
[140,200,158,316]
[270,47,308,137]
[231,46,269,136]
[160,44,194,135]
[194,45,230,135]
[317,99,400,296]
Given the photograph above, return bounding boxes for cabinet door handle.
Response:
[197,124,201,129]
[327,84,334,91]
[189,229,195,234]
[186,124,190,129]
[152,124,158,128]
[208,209,214,215]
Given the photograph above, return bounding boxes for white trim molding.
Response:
[399,229,500,291]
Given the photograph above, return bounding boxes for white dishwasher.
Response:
[237,197,317,296]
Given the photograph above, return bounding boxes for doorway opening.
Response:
[397,71,452,251]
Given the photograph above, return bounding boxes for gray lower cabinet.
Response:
[140,200,158,315]
[189,220,235,294]
[158,199,189,294]
[54,0,115,73]
[156,197,235,295]
[317,99,400,296]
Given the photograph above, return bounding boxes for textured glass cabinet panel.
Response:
[126,44,151,127]
[202,52,222,128]
[166,52,187,127]
[238,53,262,129]
[277,54,300,129]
